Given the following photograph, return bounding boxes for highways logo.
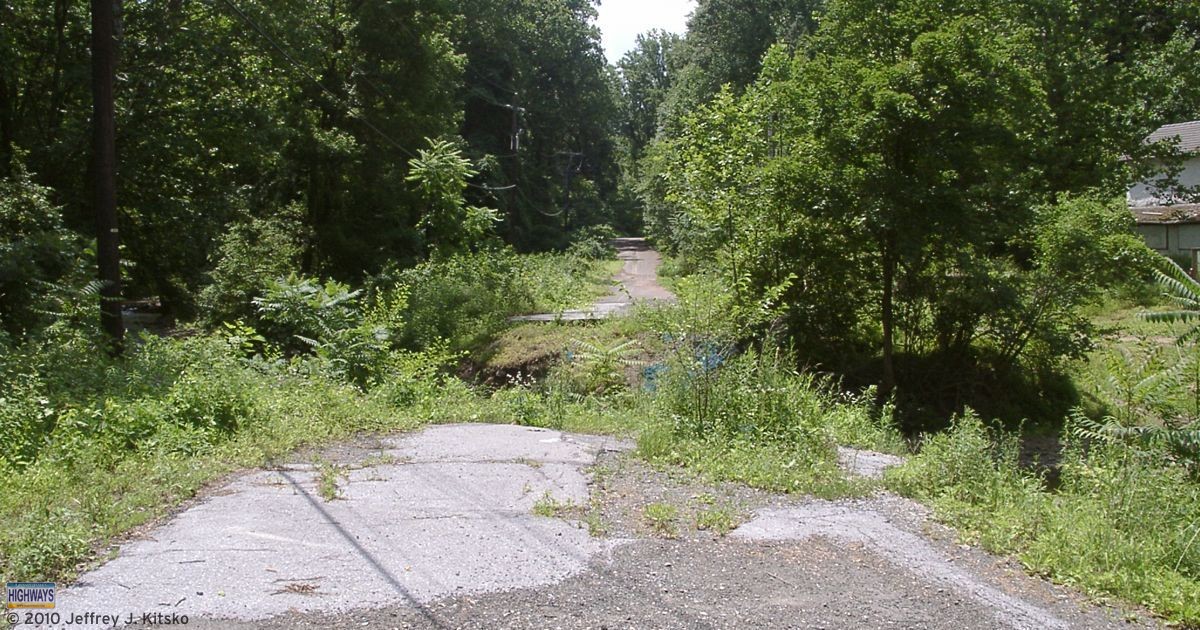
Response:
[6,582,55,609]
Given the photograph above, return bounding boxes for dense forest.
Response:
[5,0,1200,624]
[2,0,622,330]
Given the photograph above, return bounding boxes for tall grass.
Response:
[638,342,904,497]
[886,413,1200,625]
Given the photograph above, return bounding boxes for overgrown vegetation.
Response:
[887,413,1200,623]
[5,0,1200,626]
[0,242,613,584]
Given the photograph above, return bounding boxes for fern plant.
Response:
[30,277,108,327]
[1074,343,1200,465]
[1074,255,1200,465]
[1142,256,1200,343]
[253,274,391,387]
[566,337,645,394]
[1070,409,1200,465]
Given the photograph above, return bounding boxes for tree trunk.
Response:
[0,0,13,177]
[880,233,897,398]
[91,0,124,353]
[48,0,69,138]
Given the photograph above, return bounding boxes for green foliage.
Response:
[252,274,389,386]
[0,313,458,582]
[3,0,624,316]
[199,210,306,326]
[655,0,821,137]
[453,0,620,249]
[887,412,1037,515]
[616,29,681,163]
[973,197,1154,368]
[0,164,80,337]
[0,372,55,470]
[1143,255,1200,344]
[563,337,645,395]
[407,139,500,257]
[566,224,619,260]
[635,284,902,496]
[315,458,347,502]
[1071,343,1200,466]
[641,0,1184,407]
[532,491,575,518]
[887,414,1200,624]
[394,248,610,352]
[642,502,679,537]
[694,506,737,535]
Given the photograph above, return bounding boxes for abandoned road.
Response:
[45,424,1156,630]
[511,237,675,322]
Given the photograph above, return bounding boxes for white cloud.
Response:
[595,0,695,63]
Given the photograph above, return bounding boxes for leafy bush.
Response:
[0,165,81,337]
[567,224,618,260]
[407,139,500,257]
[637,340,901,496]
[558,337,644,395]
[198,209,306,326]
[1030,442,1200,621]
[0,373,55,470]
[1070,344,1200,466]
[886,412,1045,551]
[393,248,607,352]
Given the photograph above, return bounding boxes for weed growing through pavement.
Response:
[695,507,739,535]
[643,502,679,538]
[314,458,347,502]
[532,491,575,517]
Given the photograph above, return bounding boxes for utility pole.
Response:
[91,0,124,352]
[557,150,583,230]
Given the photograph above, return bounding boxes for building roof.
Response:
[1133,204,1200,225]
[1146,121,1200,154]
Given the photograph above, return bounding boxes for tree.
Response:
[406,139,499,258]
[454,0,620,248]
[617,30,680,163]
[652,0,1197,400]
[657,0,823,137]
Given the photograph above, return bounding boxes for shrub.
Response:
[639,342,898,497]
[198,208,306,325]
[0,164,79,338]
[885,412,1043,542]
[0,373,54,470]
[393,248,606,352]
[567,224,618,260]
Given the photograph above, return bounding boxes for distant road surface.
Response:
[511,237,675,322]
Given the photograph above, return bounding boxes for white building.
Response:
[1130,121,1200,261]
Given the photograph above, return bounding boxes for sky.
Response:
[595,0,695,63]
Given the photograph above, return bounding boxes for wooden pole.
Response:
[91,0,124,352]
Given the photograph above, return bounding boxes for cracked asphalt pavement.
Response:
[37,424,1158,629]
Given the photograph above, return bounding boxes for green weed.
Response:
[695,507,738,535]
[643,502,678,537]
[886,412,1200,625]
[314,459,347,502]
[532,491,575,518]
